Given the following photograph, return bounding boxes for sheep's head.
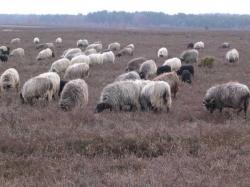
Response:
[95,103,112,113]
[203,98,216,113]
[139,72,145,79]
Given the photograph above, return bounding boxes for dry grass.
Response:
[0,27,250,186]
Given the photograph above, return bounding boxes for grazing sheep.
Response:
[64,63,89,81]
[157,47,168,58]
[59,79,88,111]
[108,42,121,52]
[89,54,103,65]
[62,48,82,60]
[126,44,135,50]
[140,81,171,112]
[194,41,205,50]
[10,38,21,44]
[0,68,20,94]
[37,72,60,99]
[77,39,89,49]
[59,80,68,96]
[20,77,53,104]
[156,65,171,76]
[225,48,239,63]
[163,57,181,71]
[95,80,144,113]
[153,72,180,98]
[36,43,55,51]
[203,82,250,118]
[86,43,102,53]
[33,37,40,44]
[49,58,71,78]
[0,46,10,55]
[102,51,115,64]
[10,48,25,57]
[187,42,194,49]
[126,57,147,72]
[176,65,194,77]
[139,60,157,79]
[115,71,141,82]
[55,37,62,47]
[36,48,54,61]
[84,48,97,55]
[181,70,192,84]
[221,42,230,49]
[70,54,90,65]
[180,49,199,64]
[116,47,134,57]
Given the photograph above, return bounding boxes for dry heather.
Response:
[0,27,250,186]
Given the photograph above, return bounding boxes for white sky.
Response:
[0,0,249,15]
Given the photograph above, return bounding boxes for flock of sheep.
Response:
[0,36,248,118]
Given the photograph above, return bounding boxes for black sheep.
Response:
[176,65,194,77]
[156,65,171,75]
[181,70,192,84]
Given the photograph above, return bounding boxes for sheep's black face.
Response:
[139,72,145,79]
[95,103,112,113]
[203,98,216,113]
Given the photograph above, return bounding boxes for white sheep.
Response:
[86,43,102,52]
[10,38,21,44]
[194,41,205,50]
[49,58,71,78]
[36,48,54,61]
[70,55,90,65]
[62,48,82,60]
[157,47,168,58]
[89,53,103,65]
[139,60,157,79]
[64,63,89,81]
[163,57,182,71]
[225,48,239,63]
[102,51,115,64]
[55,37,62,47]
[33,37,40,44]
[77,39,89,49]
[108,42,121,52]
[84,48,97,55]
[0,68,20,94]
[126,44,135,50]
[10,48,25,57]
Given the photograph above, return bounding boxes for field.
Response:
[0,27,250,186]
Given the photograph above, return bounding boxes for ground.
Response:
[0,27,250,186]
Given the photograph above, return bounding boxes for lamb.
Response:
[37,72,60,99]
[89,54,103,65]
[95,80,144,113]
[116,47,134,57]
[10,48,25,57]
[181,70,192,84]
[221,42,230,49]
[70,54,90,65]
[153,72,180,98]
[203,82,250,118]
[126,57,147,72]
[77,39,89,49]
[36,48,54,61]
[157,47,168,58]
[115,71,141,82]
[180,49,199,64]
[176,65,194,77]
[102,51,115,64]
[0,68,20,94]
[86,43,102,53]
[108,42,121,52]
[62,48,82,60]
[20,77,53,104]
[10,38,21,44]
[64,63,89,81]
[49,58,71,78]
[225,48,239,63]
[140,81,172,112]
[194,41,205,50]
[55,37,62,47]
[59,79,88,111]
[163,57,181,71]
[33,37,40,44]
[156,65,171,75]
[139,60,157,79]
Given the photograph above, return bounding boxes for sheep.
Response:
[0,46,10,55]
[156,65,171,75]
[62,48,82,60]
[10,38,21,44]
[181,70,192,84]
[64,63,89,81]
[70,55,90,65]
[102,51,115,64]
[55,37,62,47]
[59,80,68,96]
[95,80,144,113]
[33,37,40,44]
[59,79,88,111]
[187,42,194,49]
[157,47,168,58]
[36,43,55,51]
[176,65,194,77]
[180,49,199,64]
[140,81,171,112]
[116,47,134,57]
[37,72,60,99]
[221,42,230,49]
[0,68,20,94]
[108,42,121,52]
[89,53,103,65]
[163,57,181,71]
[194,41,205,50]
[86,43,102,53]
[126,44,135,50]
[153,72,180,98]
[126,57,147,72]
[84,48,97,55]
[20,77,53,104]
[139,60,157,79]
[115,71,141,82]
[225,48,239,63]
[36,48,54,61]
[49,58,71,78]
[203,82,250,118]
[77,39,88,49]
[10,48,25,57]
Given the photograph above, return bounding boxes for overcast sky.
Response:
[1,0,249,15]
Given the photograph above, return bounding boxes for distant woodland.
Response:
[1,11,250,29]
